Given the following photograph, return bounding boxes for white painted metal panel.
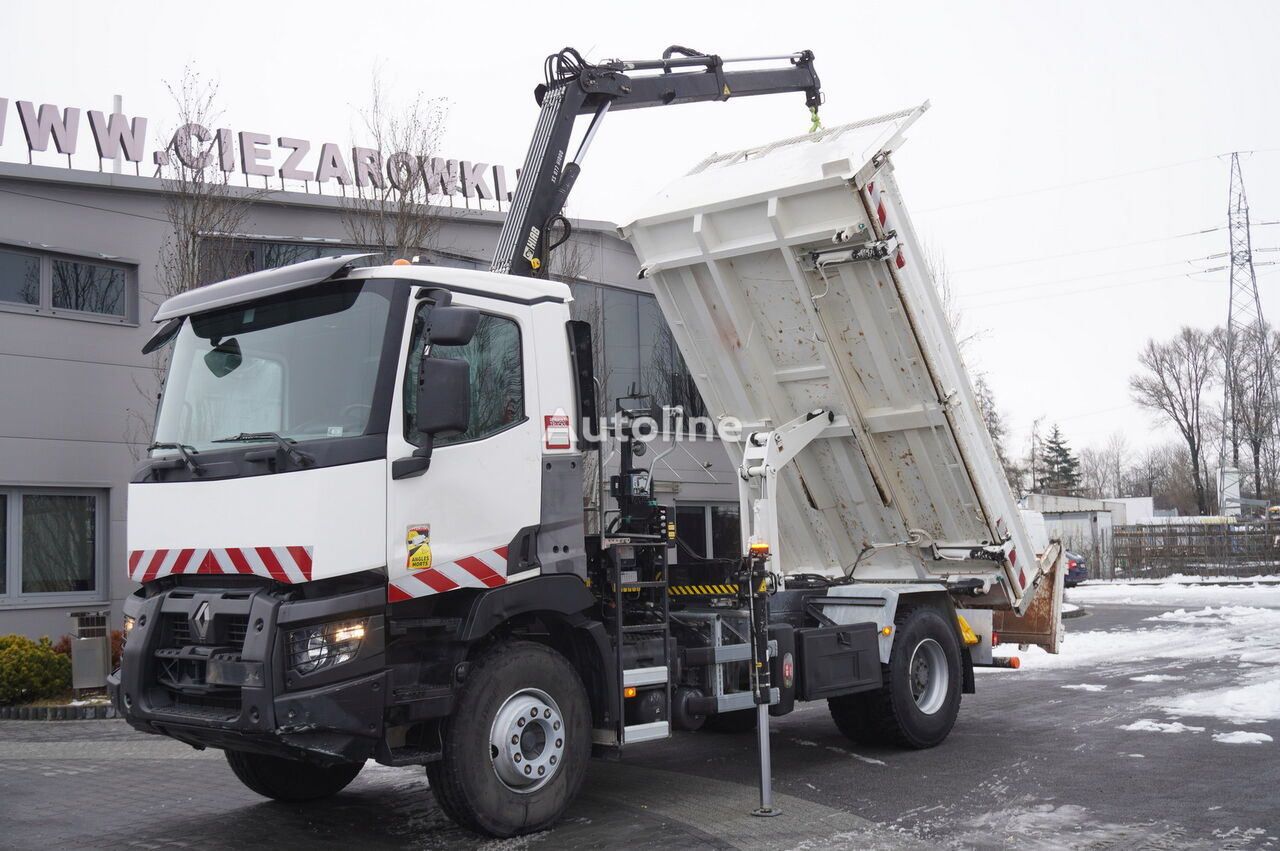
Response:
[129,460,387,581]
[621,106,1044,611]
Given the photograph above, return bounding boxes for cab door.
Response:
[386,292,541,602]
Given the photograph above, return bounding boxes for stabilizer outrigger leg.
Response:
[744,544,781,818]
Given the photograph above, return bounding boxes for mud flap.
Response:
[992,543,1064,654]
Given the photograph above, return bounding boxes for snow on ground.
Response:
[1118,719,1204,733]
[1096,573,1280,584]
[1161,678,1280,724]
[1212,731,1274,744]
[1067,581,1280,608]
[986,594,1280,738]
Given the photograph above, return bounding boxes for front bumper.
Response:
[109,581,387,764]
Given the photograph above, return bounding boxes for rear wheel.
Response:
[426,641,590,837]
[828,605,962,749]
[224,750,363,801]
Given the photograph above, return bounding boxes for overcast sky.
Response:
[4,0,1279,467]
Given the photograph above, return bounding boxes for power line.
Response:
[962,262,1280,310]
[952,226,1223,275]
[957,259,1194,298]
[959,271,1194,309]
[916,155,1219,215]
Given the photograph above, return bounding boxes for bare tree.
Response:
[1227,321,1279,502]
[339,74,450,259]
[156,68,256,296]
[126,68,256,457]
[1102,431,1130,498]
[972,374,1020,493]
[1130,327,1219,514]
[926,246,981,354]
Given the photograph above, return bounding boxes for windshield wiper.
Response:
[148,442,206,476]
[212,432,316,467]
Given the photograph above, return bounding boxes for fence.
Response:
[1112,522,1280,578]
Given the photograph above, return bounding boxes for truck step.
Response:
[621,623,668,633]
[380,747,441,766]
[622,666,668,687]
[623,721,670,744]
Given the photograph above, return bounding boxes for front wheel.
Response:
[828,605,962,749]
[224,749,363,801]
[426,641,590,837]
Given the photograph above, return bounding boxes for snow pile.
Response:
[996,605,1280,671]
[1212,731,1273,744]
[1161,678,1280,725]
[1061,683,1106,692]
[1130,674,1184,683]
[1118,719,1205,733]
[1067,582,1280,608]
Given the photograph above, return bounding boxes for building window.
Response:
[0,249,40,306]
[0,488,106,604]
[404,307,526,446]
[0,244,135,322]
[51,259,127,317]
[674,503,741,563]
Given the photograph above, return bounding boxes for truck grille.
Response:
[154,610,251,720]
[165,613,250,650]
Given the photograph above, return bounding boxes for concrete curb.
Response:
[1062,607,1089,620]
[0,704,117,721]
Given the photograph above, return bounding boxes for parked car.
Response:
[1065,551,1088,587]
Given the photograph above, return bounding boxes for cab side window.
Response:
[404,304,525,446]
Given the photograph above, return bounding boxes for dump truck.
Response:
[110,47,1062,838]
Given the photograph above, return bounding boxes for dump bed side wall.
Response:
[623,117,1039,611]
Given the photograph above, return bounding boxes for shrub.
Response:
[0,634,72,705]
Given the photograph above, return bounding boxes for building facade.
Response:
[0,162,739,640]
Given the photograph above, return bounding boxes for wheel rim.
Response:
[908,638,948,715]
[489,687,565,793]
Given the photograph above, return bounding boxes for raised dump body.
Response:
[621,104,1051,618]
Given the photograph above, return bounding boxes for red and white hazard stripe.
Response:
[866,181,907,269]
[128,547,314,584]
[388,546,509,602]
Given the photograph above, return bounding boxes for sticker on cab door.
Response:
[407,526,432,571]
[544,413,571,450]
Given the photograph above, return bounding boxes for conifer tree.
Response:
[1039,425,1081,496]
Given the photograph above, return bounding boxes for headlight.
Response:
[287,619,367,675]
[122,615,136,644]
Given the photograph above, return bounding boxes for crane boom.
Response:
[491,46,822,278]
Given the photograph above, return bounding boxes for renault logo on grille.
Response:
[191,602,212,642]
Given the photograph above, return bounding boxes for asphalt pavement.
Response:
[1,601,1276,850]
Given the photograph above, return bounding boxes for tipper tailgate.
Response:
[621,105,1047,616]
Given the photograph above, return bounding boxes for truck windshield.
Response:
[152,280,393,454]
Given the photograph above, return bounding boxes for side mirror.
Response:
[427,306,480,346]
[393,356,470,480]
[416,357,470,435]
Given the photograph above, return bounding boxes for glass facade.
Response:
[674,503,742,562]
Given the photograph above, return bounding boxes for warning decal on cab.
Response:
[407,526,432,571]
[544,413,571,450]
